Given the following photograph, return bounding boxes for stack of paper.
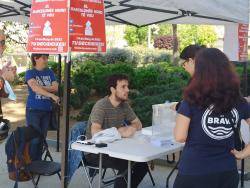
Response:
[150,137,174,147]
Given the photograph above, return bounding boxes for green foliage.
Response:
[48,61,58,75]
[76,101,96,121]
[133,63,189,90]
[157,24,172,36]
[13,71,25,85]
[124,26,148,46]
[235,65,250,95]
[104,48,136,65]
[94,63,135,96]
[178,25,217,51]
[124,24,218,52]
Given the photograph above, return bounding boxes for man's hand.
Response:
[118,126,137,138]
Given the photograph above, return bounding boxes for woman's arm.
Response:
[174,113,190,143]
[42,81,58,93]
[231,144,250,159]
[27,78,59,103]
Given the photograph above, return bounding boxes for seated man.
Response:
[86,74,147,188]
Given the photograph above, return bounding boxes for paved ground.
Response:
[0,141,250,188]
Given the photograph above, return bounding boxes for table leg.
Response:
[166,161,179,188]
[98,153,103,188]
[127,160,131,188]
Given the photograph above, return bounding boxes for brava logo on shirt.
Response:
[201,105,239,140]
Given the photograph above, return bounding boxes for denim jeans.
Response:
[26,108,51,160]
[67,121,87,183]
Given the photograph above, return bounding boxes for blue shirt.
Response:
[177,100,250,175]
[25,68,56,111]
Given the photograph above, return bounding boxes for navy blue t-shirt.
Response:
[25,68,56,111]
[177,100,250,175]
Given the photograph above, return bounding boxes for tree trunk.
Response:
[172,24,178,65]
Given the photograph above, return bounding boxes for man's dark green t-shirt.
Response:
[86,96,137,138]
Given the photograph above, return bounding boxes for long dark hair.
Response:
[180,44,206,60]
[184,48,243,113]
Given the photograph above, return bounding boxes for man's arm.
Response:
[118,118,142,138]
[42,81,58,93]
[91,122,103,136]
[130,118,142,130]
[27,78,59,103]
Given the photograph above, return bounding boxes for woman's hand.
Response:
[170,102,178,111]
[50,94,60,104]
[231,149,246,160]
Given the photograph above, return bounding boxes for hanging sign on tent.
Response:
[27,0,69,54]
[238,24,249,61]
[27,0,106,54]
[69,0,106,53]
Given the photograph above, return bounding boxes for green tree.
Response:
[124,24,218,52]
[157,24,172,36]
[124,26,148,46]
[178,25,217,51]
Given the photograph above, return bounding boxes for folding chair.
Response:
[25,138,61,188]
[81,154,156,188]
[80,154,120,188]
[16,126,61,188]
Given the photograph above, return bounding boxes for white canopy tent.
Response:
[0,0,249,25]
[0,1,249,188]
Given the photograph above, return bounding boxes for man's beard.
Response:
[115,93,127,103]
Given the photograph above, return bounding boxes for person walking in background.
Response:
[173,48,250,188]
[0,30,16,79]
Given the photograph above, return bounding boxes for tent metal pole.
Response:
[61,55,71,188]
[243,61,248,96]
[57,54,62,152]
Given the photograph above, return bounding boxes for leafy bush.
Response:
[48,61,58,75]
[104,48,135,65]
[71,47,172,66]
[13,71,26,85]
[94,63,135,96]
[128,46,171,65]
[76,101,96,121]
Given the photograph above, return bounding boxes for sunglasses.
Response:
[0,40,5,46]
[180,60,188,67]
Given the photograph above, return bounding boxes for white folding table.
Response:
[71,132,184,188]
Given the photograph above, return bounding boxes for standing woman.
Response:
[25,54,59,137]
[174,48,250,188]
[171,44,205,111]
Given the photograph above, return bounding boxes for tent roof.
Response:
[0,0,249,26]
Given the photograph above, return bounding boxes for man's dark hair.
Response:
[180,44,206,60]
[107,74,129,95]
[31,53,49,66]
